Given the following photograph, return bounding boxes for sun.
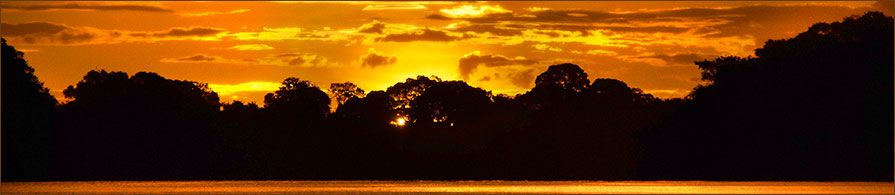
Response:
[390,116,408,126]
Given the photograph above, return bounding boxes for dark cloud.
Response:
[439,4,874,41]
[1,3,172,12]
[439,9,691,37]
[177,54,219,62]
[638,53,710,66]
[58,31,96,44]
[530,24,689,35]
[601,26,690,34]
[1,22,226,45]
[360,48,397,68]
[467,25,525,36]
[377,28,470,42]
[459,10,625,24]
[126,27,225,38]
[530,24,593,36]
[153,27,225,37]
[0,22,97,44]
[872,1,895,16]
[357,20,387,34]
[1,22,69,36]
[530,30,570,38]
[692,5,883,39]
[496,7,744,24]
[458,52,537,80]
[478,76,492,82]
[448,23,524,36]
[509,69,535,88]
[288,58,305,66]
[425,14,453,20]
[280,54,326,67]
[275,54,302,58]
[447,23,688,37]
[308,56,325,66]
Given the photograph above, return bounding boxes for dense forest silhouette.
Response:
[2,12,892,181]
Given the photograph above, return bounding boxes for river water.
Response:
[2,181,892,194]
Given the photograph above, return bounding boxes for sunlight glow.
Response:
[390,116,408,126]
[208,81,281,95]
[180,9,250,17]
[585,49,618,56]
[5,1,881,105]
[440,5,510,18]
[228,44,274,51]
[363,4,427,11]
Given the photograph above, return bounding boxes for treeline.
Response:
[2,12,892,181]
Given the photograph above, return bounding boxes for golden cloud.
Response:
[228,44,274,51]
[179,9,250,17]
[228,27,350,42]
[439,5,512,18]
[532,43,562,52]
[584,49,618,56]
[363,4,427,11]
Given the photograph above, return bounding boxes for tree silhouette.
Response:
[258,77,332,178]
[409,81,491,127]
[534,63,590,93]
[264,77,330,123]
[324,90,403,179]
[517,63,591,111]
[223,100,260,112]
[57,69,232,180]
[1,11,891,181]
[640,11,894,180]
[1,38,58,181]
[330,82,365,106]
[386,75,441,110]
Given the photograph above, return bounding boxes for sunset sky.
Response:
[2,1,891,104]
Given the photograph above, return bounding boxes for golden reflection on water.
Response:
[1,181,892,194]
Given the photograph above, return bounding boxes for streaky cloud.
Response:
[1,3,172,12]
[458,51,538,80]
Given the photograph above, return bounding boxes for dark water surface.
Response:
[2,181,892,194]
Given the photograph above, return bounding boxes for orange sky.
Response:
[2,1,891,104]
